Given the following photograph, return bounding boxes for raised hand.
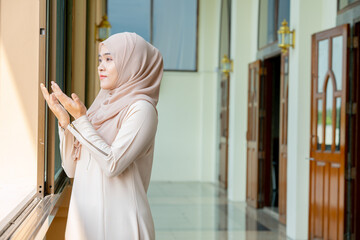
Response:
[40,83,70,128]
[50,81,87,120]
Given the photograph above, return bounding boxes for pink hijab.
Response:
[71,32,163,161]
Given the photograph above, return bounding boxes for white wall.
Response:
[227,0,259,201]
[152,0,220,182]
[287,0,336,239]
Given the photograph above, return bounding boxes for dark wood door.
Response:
[352,22,360,240]
[246,60,262,208]
[309,24,349,240]
[279,52,289,224]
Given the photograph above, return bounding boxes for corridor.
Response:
[148,182,287,240]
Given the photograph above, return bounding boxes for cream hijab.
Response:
[71,32,163,161]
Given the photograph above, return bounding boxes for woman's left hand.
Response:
[50,81,87,120]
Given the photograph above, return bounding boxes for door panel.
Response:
[219,74,230,189]
[309,24,349,240]
[246,60,262,208]
[218,0,231,189]
[279,52,289,224]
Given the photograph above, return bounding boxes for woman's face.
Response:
[98,45,118,90]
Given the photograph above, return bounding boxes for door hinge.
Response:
[353,36,359,49]
[348,36,359,49]
[345,167,356,180]
[347,102,357,115]
[258,191,264,205]
[344,232,355,240]
[259,109,266,118]
[259,67,267,76]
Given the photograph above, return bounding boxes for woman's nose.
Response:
[98,62,105,71]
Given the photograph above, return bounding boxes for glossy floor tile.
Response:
[148,182,287,240]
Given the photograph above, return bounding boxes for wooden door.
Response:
[354,21,360,240]
[309,24,349,240]
[246,60,262,208]
[218,0,231,189]
[279,52,289,224]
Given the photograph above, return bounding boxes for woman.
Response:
[40,32,163,240]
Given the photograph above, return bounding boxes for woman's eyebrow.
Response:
[98,53,112,57]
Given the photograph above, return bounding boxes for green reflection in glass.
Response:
[317,99,323,150]
[325,81,333,150]
[335,98,341,151]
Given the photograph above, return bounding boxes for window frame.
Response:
[154,0,199,72]
[337,0,360,14]
[107,0,199,72]
[257,0,291,51]
[0,0,71,237]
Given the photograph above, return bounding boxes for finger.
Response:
[40,83,50,102]
[71,93,81,104]
[72,93,87,110]
[50,93,59,105]
[51,82,74,106]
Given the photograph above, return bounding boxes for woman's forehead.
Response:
[99,45,112,56]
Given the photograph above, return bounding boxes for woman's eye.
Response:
[106,58,112,61]
[98,59,102,63]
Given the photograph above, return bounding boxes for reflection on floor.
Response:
[148,182,287,240]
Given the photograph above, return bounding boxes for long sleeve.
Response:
[58,123,77,178]
[66,101,158,178]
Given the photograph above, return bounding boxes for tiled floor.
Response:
[148,182,287,240]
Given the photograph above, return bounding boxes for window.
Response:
[0,0,71,234]
[258,0,290,49]
[338,0,360,11]
[0,1,41,231]
[108,0,198,71]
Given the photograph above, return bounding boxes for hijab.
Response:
[71,32,163,161]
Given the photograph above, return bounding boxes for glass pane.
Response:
[339,0,358,10]
[218,0,231,65]
[258,0,269,48]
[325,81,333,150]
[108,0,151,42]
[332,36,343,91]
[55,0,68,180]
[251,69,254,93]
[254,68,258,94]
[284,56,289,74]
[278,0,290,29]
[318,39,329,93]
[335,98,341,151]
[317,99,323,150]
[0,0,43,229]
[284,56,289,96]
[153,0,197,70]
[267,0,276,43]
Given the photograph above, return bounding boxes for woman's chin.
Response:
[100,81,109,90]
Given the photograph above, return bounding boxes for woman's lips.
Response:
[100,75,107,80]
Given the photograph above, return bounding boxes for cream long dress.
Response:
[58,100,157,240]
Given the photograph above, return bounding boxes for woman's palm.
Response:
[40,83,70,127]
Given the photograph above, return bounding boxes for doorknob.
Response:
[305,157,315,161]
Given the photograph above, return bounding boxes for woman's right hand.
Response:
[40,83,70,128]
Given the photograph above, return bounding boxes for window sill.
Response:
[0,178,70,239]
